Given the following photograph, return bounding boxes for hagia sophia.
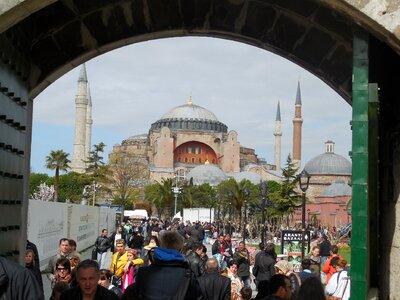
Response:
[70,64,352,227]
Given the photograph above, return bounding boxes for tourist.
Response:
[95,229,112,269]
[297,259,315,283]
[98,269,122,298]
[233,241,251,288]
[197,258,231,300]
[258,274,292,300]
[253,242,276,295]
[185,242,206,277]
[274,260,300,299]
[110,226,127,253]
[121,249,143,292]
[60,259,119,300]
[325,259,350,300]
[322,245,343,284]
[53,257,72,288]
[0,256,44,300]
[224,261,244,300]
[122,230,203,299]
[45,238,70,282]
[297,277,326,300]
[306,245,321,276]
[25,248,44,293]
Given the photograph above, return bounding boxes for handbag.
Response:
[91,247,97,260]
[111,275,122,287]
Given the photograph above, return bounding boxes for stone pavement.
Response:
[43,242,257,299]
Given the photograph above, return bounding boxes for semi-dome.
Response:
[187,164,227,186]
[320,179,352,197]
[150,98,228,133]
[233,171,262,184]
[304,141,351,175]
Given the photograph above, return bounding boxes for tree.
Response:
[85,142,108,180]
[107,151,149,222]
[145,178,174,219]
[217,178,253,226]
[45,150,70,201]
[29,173,50,196]
[57,172,92,203]
[31,183,54,201]
[272,154,302,217]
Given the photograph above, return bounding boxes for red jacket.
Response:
[322,254,343,284]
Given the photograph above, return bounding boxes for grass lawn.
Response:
[339,247,351,264]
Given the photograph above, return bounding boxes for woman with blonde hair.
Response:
[122,248,143,292]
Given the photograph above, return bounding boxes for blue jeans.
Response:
[240,276,251,288]
[97,251,108,269]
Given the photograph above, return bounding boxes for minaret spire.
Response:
[274,101,282,170]
[72,64,89,173]
[85,82,93,160]
[292,81,303,169]
[188,95,193,105]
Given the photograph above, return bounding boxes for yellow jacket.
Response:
[110,251,144,277]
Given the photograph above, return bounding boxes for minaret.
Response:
[292,81,303,169]
[85,82,93,160]
[274,101,282,170]
[71,64,89,173]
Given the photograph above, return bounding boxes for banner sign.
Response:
[281,230,311,272]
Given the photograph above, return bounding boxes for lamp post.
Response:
[172,175,181,218]
[84,181,101,206]
[228,191,233,234]
[92,181,101,206]
[217,193,221,221]
[260,180,268,245]
[242,187,249,242]
[298,169,310,258]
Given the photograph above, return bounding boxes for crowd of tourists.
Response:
[0,218,350,300]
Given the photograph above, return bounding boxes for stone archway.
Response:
[1,0,400,298]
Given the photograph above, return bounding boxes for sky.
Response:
[31,37,352,175]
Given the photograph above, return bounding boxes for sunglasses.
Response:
[57,267,67,272]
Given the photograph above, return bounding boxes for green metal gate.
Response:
[351,28,379,300]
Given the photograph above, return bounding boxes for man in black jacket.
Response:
[123,230,203,300]
[185,242,206,277]
[233,241,251,288]
[0,257,44,300]
[198,258,231,300]
[253,243,276,295]
[95,229,112,269]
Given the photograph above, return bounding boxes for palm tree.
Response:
[45,150,71,201]
[145,178,174,219]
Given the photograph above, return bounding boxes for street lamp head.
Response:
[260,180,268,197]
[298,169,311,192]
[243,187,249,198]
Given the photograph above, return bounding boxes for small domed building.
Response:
[303,140,352,201]
[295,140,352,227]
[305,179,352,227]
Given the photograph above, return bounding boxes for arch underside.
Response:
[3,0,359,103]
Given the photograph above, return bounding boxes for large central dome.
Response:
[150,98,227,133]
[161,103,219,122]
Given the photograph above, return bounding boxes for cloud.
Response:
[32,37,351,174]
